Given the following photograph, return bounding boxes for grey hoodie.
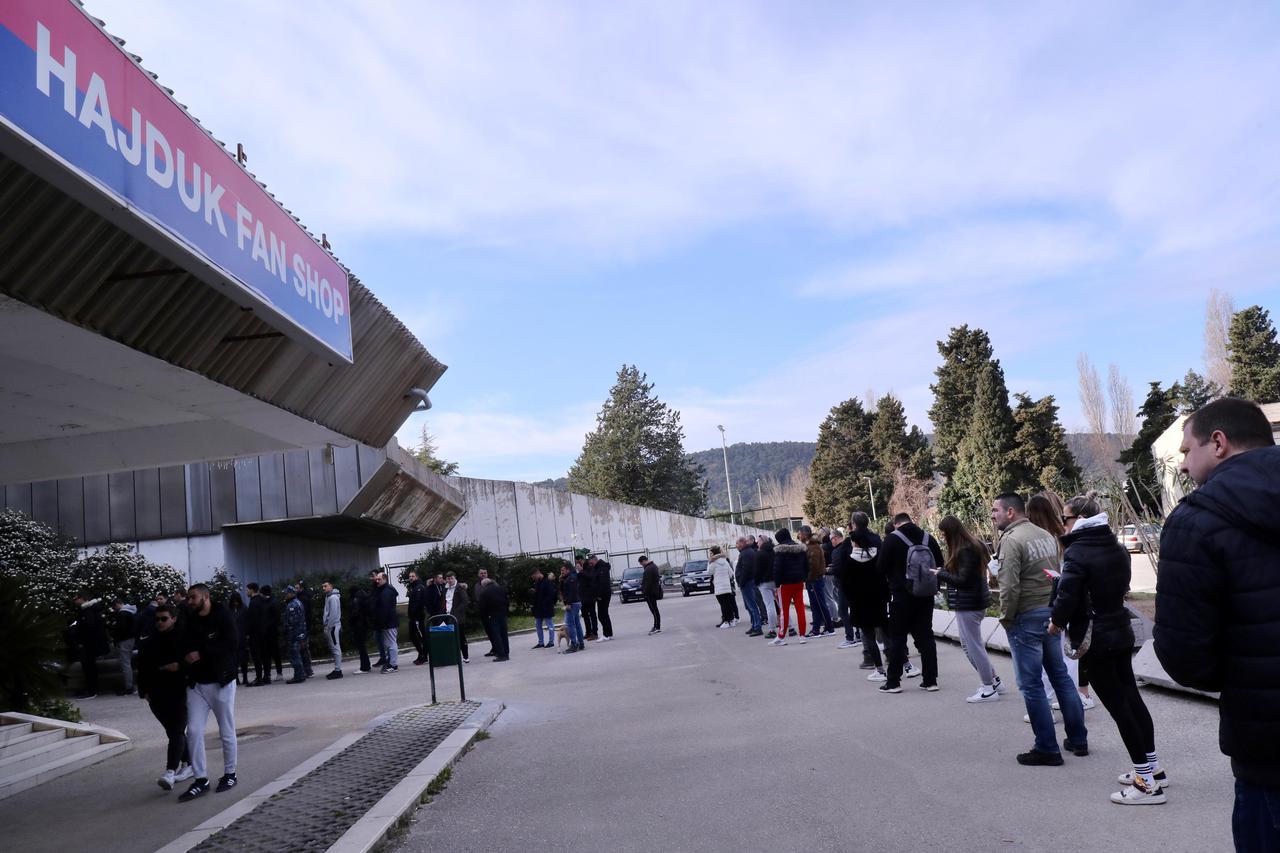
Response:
[323,589,341,628]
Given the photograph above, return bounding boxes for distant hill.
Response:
[530,433,1126,511]
[690,441,817,513]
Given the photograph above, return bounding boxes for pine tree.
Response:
[1227,306,1280,403]
[928,325,994,475]
[803,398,881,525]
[567,365,706,515]
[943,360,1018,520]
[1010,393,1081,495]
[410,423,460,476]
[1175,369,1220,414]
[867,394,933,507]
[1119,382,1180,513]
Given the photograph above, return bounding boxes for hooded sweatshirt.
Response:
[1155,445,1280,787]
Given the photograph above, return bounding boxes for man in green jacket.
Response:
[993,492,1087,767]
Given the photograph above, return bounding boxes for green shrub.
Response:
[206,567,242,606]
[72,543,188,609]
[0,573,69,713]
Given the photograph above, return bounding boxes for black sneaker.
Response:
[178,778,210,802]
[788,628,797,637]
[878,683,903,694]
[1016,749,1065,767]
[286,676,306,684]
[918,683,940,692]
[765,631,777,639]
[1062,738,1089,757]
[858,661,877,670]
[383,665,399,674]
[325,671,343,680]
[215,773,237,793]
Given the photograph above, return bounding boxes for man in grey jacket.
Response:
[322,581,343,680]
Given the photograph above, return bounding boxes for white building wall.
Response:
[380,476,768,574]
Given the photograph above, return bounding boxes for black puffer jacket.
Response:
[754,542,774,585]
[1154,445,1280,788]
[937,544,990,612]
[735,545,757,586]
[772,532,808,586]
[1051,519,1132,652]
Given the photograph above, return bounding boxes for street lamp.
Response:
[717,425,734,515]
[864,476,877,522]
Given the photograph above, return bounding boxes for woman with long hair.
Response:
[1051,492,1166,804]
[708,546,737,628]
[936,516,1005,703]
[1027,492,1095,713]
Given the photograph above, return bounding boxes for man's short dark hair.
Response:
[638,556,650,564]
[892,512,912,525]
[445,571,457,579]
[1187,397,1276,449]
[246,582,260,593]
[260,584,273,596]
[995,493,1026,514]
[156,603,176,617]
[188,583,210,595]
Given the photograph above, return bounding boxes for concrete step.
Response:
[0,722,33,747]
[0,733,97,775]
[0,728,65,760]
[0,739,131,801]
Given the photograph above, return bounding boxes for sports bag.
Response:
[893,530,939,598]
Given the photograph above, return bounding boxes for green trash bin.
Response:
[428,624,460,667]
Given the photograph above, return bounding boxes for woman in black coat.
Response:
[1050,492,1166,804]
[937,516,1003,702]
[531,571,558,649]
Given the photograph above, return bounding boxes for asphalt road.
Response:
[396,592,1234,853]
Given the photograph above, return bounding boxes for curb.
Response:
[153,700,504,853]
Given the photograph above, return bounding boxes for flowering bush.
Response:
[206,567,242,606]
[72,543,188,609]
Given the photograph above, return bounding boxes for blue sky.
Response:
[88,1,1280,481]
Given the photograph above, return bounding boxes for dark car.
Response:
[680,560,713,596]
[618,567,645,603]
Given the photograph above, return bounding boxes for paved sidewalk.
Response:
[395,594,1233,853]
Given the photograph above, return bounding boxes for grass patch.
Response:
[473,730,491,742]
[426,768,451,797]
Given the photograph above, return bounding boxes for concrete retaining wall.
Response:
[381,477,768,570]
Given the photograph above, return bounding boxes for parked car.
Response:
[680,560,713,596]
[1117,523,1161,553]
[618,567,645,603]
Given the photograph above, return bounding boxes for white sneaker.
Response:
[903,662,921,678]
[1023,711,1061,723]
[796,635,807,644]
[966,687,999,703]
[730,619,740,626]
[1119,769,1170,788]
[867,670,887,682]
[769,637,787,646]
[1111,779,1167,805]
[1081,694,1097,710]
[718,623,731,630]
[593,637,607,643]
[992,676,1009,694]
[837,639,858,649]
[173,763,195,783]
[157,769,176,791]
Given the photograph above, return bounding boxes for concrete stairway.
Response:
[0,712,131,800]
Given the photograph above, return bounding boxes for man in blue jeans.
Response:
[735,536,763,635]
[560,563,585,653]
[992,493,1086,765]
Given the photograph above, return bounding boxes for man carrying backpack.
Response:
[876,513,943,694]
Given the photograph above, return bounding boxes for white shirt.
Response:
[445,584,456,611]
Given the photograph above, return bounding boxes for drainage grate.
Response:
[191,701,480,853]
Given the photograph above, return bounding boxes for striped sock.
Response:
[1147,752,1162,774]
[1133,762,1155,787]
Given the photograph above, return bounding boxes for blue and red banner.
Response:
[0,0,353,362]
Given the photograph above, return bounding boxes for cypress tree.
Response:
[1227,305,1280,403]
[943,360,1018,519]
[1010,393,1081,496]
[928,326,994,475]
[803,398,881,525]
[1175,369,1220,414]
[1118,382,1180,514]
[567,365,707,515]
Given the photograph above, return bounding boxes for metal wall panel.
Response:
[234,457,263,523]
[158,466,187,537]
[133,468,162,539]
[107,471,136,541]
[283,451,311,517]
[31,480,58,528]
[333,444,360,509]
[4,483,32,516]
[259,453,287,520]
[358,444,384,487]
[209,460,237,529]
[186,463,213,535]
[308,450,338,516]
[57,479,85,542]
[83,474,110,543]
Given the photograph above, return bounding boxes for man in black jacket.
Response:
[177,584,239,801]
[245,583,268,685]
[1155,398,1280,847]
[476,578,510,661]
[735,537,762,636]
[877,513,942,693]
[577,557,599,641]
[589,556,614,641]
[70,593,109,699]
[110,598,137,695]
[406,571,428,665]
[640,557,662,634]
[294,580,315,678]
[373,572,399,673]
[138,603,194,791]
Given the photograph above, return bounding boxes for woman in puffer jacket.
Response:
[708,547,737,629]
[936,516,1005,703]
[1051,492,1167,806]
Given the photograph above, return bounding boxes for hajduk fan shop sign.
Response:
[0,0,353,363]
